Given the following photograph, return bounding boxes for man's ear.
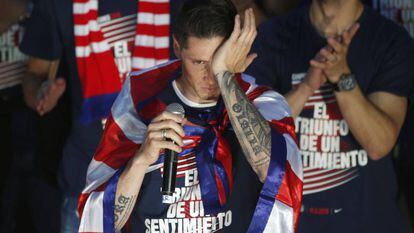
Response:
[173,36,182,59]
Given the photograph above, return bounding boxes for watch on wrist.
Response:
[332,74,357,92]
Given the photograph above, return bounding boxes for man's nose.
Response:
[204,63,216,82]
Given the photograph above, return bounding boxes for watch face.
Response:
[338,74,356,91]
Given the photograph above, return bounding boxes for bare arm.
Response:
[285,67,326,118]
[212,9,271,182]
[114,112,185,232]
[112,154,149,232]
[0,0,27,33]
[23,57,51,109]
[334,87,407,159]
[23,57,65,115]
[217,71,271,182]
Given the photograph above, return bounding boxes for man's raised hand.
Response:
[212,8,257,76]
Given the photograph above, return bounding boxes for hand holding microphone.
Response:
[161,103,185,204]
[134,103,185,203]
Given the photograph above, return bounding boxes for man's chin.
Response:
[199,94,219,103]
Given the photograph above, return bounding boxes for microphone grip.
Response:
[162,147,178,204]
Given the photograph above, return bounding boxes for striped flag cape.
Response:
[73,0,170,124]
[78,60,303,233]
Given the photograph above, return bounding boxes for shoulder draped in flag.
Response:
[78,59,303,233]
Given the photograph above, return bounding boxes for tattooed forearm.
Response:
[114,194,137,231]
[217,71,271,180]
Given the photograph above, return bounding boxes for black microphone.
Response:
[162,103,185,204]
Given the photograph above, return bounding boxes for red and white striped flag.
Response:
[73,0,170,124]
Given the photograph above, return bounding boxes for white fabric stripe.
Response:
[76,41,111,57]
[0,74,24,85]
[132,58,170,70]
[106,31,135,41]
[183,139,194,146]
[103,25,136,37]
[0,62,26,73]
[0,60,25,68]
[0,80,22,90]
[73,0,97,14]
[303,175,358,195]
[78,191,104,232]
[304,169,351,182]
[308,93,335,100]
[147,163,163,173]
[74,20,100,36]
[178,156,196,163]
[155,59,169,65]
[305,99,336,106]
[240,73,258,94]
[306,98,335,104]
[112,75,148,144]
[159,160,197,171]
[254,90,292,121]
[263,200,294,233]
[83,159,117,193]
[99,14,135,27]
[137,13,169,25]
[284,134,303,181]
[0,69,25,81]
[134,35,169,48]
[108,37,135,47]
[172,80,217,108]
[101,19,136,33]
[132,57,156,69]
[303,167,337,175]
[303,169,358,189]
[177,162,196,169]
[129,59,178,79]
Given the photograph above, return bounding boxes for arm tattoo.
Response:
[218,71,271,175]
[114,194,137,231]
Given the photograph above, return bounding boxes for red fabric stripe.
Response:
[93,115,139,168]
[136,24,169,36]
[74,32,106,47]
[73,0,91,3]
[304,169,353,185]
[78,193,90,219]
[130,60,181,106]
[78,184,107,219]
[235,73,251,92]
[304,169,341,179]
[73,10,98,24]
[215,130,233,194]
[133,46,169,59]
[276,162,303,232]
[178,152,196,161]
[138,98,167,121]
[139,2,170,13]
[270,117,298,145]
[214,168,227,206]
[303,171,357,192]
[77,51,121,98]
[177,158,196,166]
[176,165,197,172]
